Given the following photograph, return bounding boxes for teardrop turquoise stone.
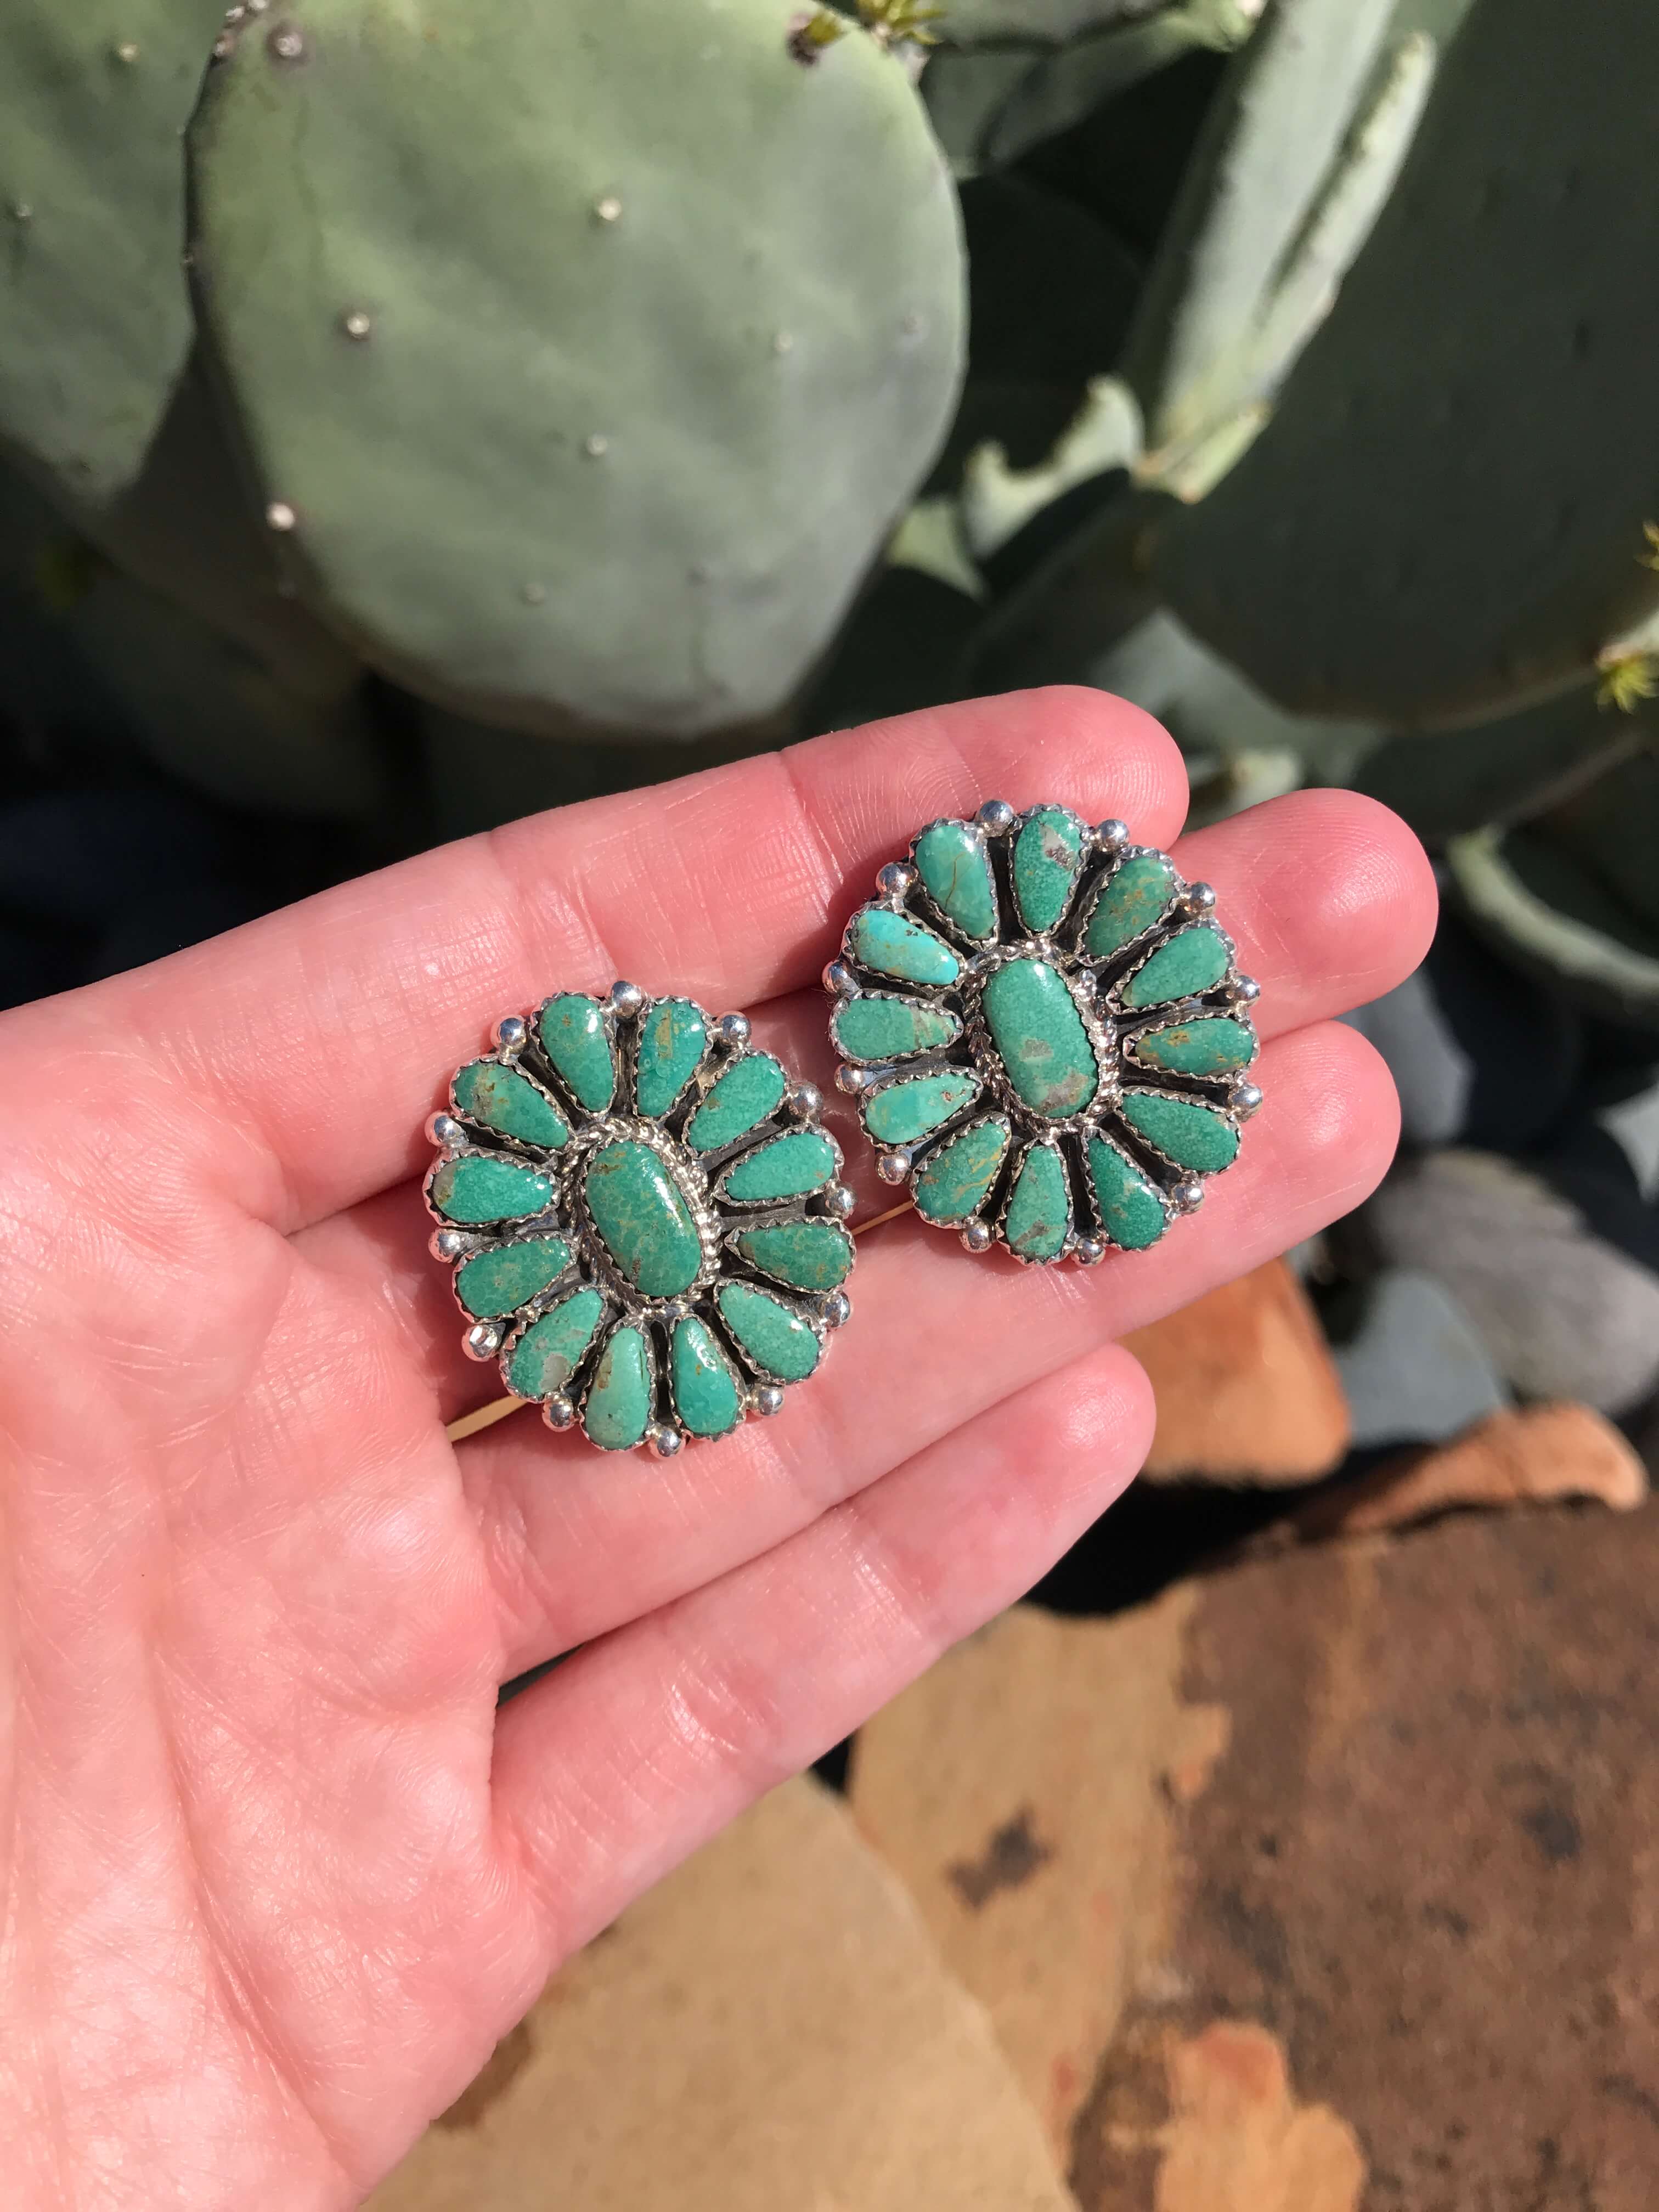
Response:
[506,1286,607,1398]
[1121,924,1231,1009]
[718,1130,838,1205]
[831,994,961,1064]
[685,1052,787,1152]
[430,1153,556,1225]
[864,1069,981,1145]
[538,993,616,1110]
[1084,852,1177,958]
[583,1324,653,1451]
[1002,1144,1070,1263]
[735,1220,854,1291]
[980,957,1099,1120]
[670,1317,742,1438]
[452,1060,571,1149]
[455,1234,573,1319]
[1086,1137,1168,1251]
[850,905,962,987]
[582,1138,704,1296]
[913,1116,1011,1223]
[1012,806,1085,934]
[1131,1015,1255,1076]
[914,821,997,940]
[718,1283,821,1382]
[1119,1092,1239,1172]
[633,997,708,1118]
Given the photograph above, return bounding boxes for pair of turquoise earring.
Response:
[424,802,1262,1455]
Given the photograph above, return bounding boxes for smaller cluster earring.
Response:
[825,800,1261,1265]
[424,983,855,1453]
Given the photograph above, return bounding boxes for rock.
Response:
[1330,1267,1509,1448]
[1290,1401,1648,1540]
[1122,1259,1351,1484]
[368,1778,1072,2212]
[1363,1149,1659,1415]
[855,1502,1659,2210]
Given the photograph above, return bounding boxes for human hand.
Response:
[0,691,1435,2207]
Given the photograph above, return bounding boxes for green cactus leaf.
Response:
[188,0,966,740]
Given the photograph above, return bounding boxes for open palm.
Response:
[0,691,1435,2208]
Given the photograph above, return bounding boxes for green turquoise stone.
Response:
[1084,852,1177,958]
[718,1129,838,1205]
[670,1316,742,1438]
[1012,806,1085,935]
[1086,1138,1168,1251]
[685,1052,787,1153]
[454,1234,573,1320]
[1121,923,1231,1009]
[718,1283,821,1383]
[1002,1144,1070,1263]
[1132,1015,1256,1076]
[506,1286,607,1398]
[831,993,961,1065]
[633,997,707,1118]
[980,957,1099,1120]
[735,1220,854,1292]
[850,905,961,987]
[430,1153,556,1225]
[1119,1091,1240,1172]
[913,821,997,941]
[452,1060,570,1150]
[582,1138,704,1296]
[864,1069,981,1145]
[538,993,616,1111]
[913,1115,1011,1223]
[583,1324,653,1451]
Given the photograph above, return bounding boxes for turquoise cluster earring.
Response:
[425,983,854,1453]
[825,802,1261,1263]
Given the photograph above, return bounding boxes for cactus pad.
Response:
[189,0,966,738]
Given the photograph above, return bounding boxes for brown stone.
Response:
[1122,1259,1351,1485]
[366,1778,1072,2212]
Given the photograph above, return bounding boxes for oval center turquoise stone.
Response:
[980,958,1099,1120]
[581,1138,704,1297]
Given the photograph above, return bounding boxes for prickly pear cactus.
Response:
[188,0,966,740]
[1151,0,1659,726]
[0,1,227,505]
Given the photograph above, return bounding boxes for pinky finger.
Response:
[490,1342,1155,1963]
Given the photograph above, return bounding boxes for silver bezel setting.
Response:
[827,804,1261,1265]
[425,986,851,1449]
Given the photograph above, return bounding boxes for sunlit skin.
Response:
[0,691,1435,2207]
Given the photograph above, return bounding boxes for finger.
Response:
[11,690,1185,1233]
[457,1020,1395,1677]
[490,1340,1155,1961]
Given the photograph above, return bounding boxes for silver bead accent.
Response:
[542,1393,576,1431]
[1230,974,1262,1005]
[787,1081,822,1118]
[1173,1178,1206,1214]
[1231,1080,1264,1120]
[877,860,916,898]
[265,500,296,532]
[977,799,1015,834]
[877,1149,912,1186]
[1095,818,1130,849]
[822,960,857,996]
[647,1423,684,1459]
[753,1384,786,1418]
[1071,966,1098,997]
[659,1299,691,1324]
[610,979,646,1018]
[1184,881,1217,914]
[1074,1234,1107,1266]
[717,1011,751,1048]
[426,1111,466,1150]
[822,1183,856,1220]
[493,1014,528,1054]
[960,1220,994,1254]
[430,1227,481,1263]
[820,1290,852,1330]
[463,1321,503,1362]
[835,1064,873,1096]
